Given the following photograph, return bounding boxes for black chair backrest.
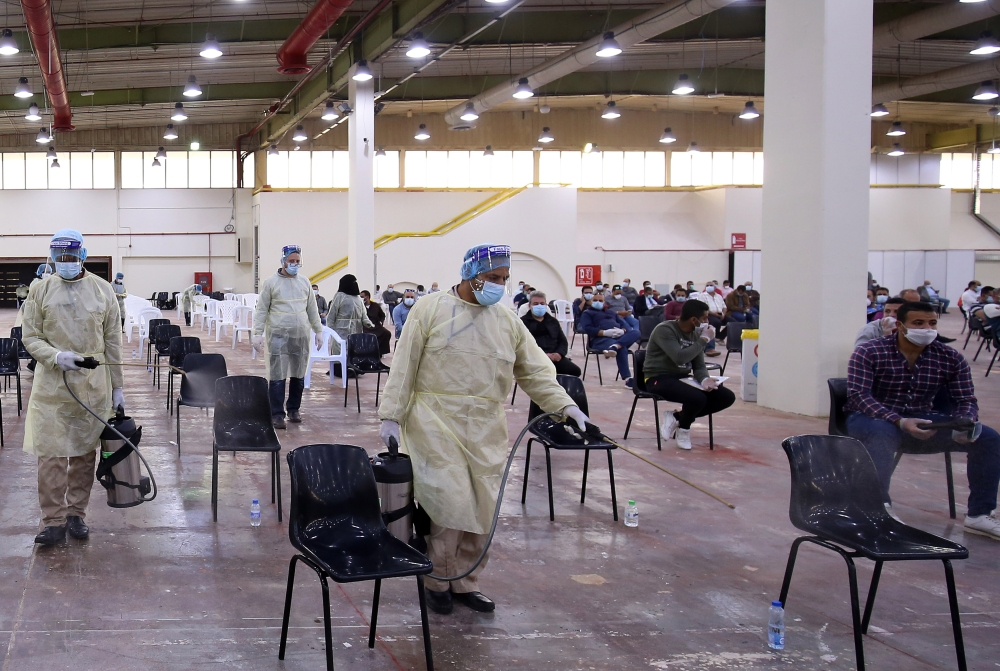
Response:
[157,292,168,304]
[155,325,182,354]
[632,349,649,394]
[638,315,660,341]
[179,353,227,406]
[827,378,848,436]
[10,327,29,358]
[782,434,890,536]
[528,374,590,420]
[726,323,745,353]
[146,318,169,340]
[285,444,385,549]
[347,333,383,371]
[969,314,984,333]
[0,338,18,371]
[214,376,279,449]
[168,336,202,368]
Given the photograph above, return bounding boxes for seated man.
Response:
[960,281,981,315]
[663,288,687,321]
[572,285,594,322]
[919,280,949,314]
[873,286,890,316]
[521,291,580,377]
[620,279,639,305]
[361,290,392,355]
[634,286,662,317]
[577,295,640,386]
[845,301,1000,538]
[901,288,955,343]
[643,300,736,450]
[604,284,640,330]
[855,297,903,347]
[724,284,756,323]
[392,289,417,339]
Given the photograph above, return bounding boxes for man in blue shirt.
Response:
[392,289,417,338]
[577,296,640,386]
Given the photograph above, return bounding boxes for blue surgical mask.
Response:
[285,263,300,276]
[583,292,594,300]
[531,304,548,317]
[591,301,605,311]
[876,295,888,304]
[404,298,415,307]
[55,261,82,279]
[473,281,506,306]
[676,296,687,302]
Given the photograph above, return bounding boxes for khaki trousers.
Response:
[424,521,490,593]
[37,451,98,528]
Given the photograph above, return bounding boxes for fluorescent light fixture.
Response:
[155,147,167,160]
[406,33,430,59]
[0,29,18,55]
[49,158,60,169]
[183,75,202,97]
[414,123,430,140]
[35,128,50,144]
[484,145,494,157]
[321,101,338,121]
[292,125,308,142]
[352,60,373,82]
[151,157,162,168]
[375,147,386,158]
[268,144,279,157]
[887,143,904,157]
[485,0,508,3]
[513,77,534,99]
[14,77,32,98]
[171,102,187,121]
[659,127,676,144]
[596,32,622,58]
[886,121,906,136]
[672,74,694,95]
[601,101,620,119]
[687,141,700,153]
[538,126,554,143]
[190,141,200,151]
[25,103,40,121]
[200,33,222,59]
[961,1,988,4]
[163,124,178,140]
[870,103,890,117]
[974,80,1000,100]
[739,101,760,119]
[81,90,94,96]
[460,102,479,122]
[45,146,56,159]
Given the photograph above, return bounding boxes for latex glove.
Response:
[701,377,720,391]
[314,333,325,350]
[563,406,591,432]
[251,335,265,352]
[953,422,982,444]
[880,316,897,337]
[380,420,401,449]
[700,325,717,342]
[899,417,936,441]
[604,328,625,339]
[55,351,83,371]
[112,388,125,413]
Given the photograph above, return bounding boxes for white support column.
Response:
[348,65,376,291]
[758,0,873,416]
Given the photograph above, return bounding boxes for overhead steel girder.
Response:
[0,81,294,111]
[265,0,453,143]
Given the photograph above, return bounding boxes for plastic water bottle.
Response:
[767,600,785,650]
[250,499,261,527]
[131,348,138,359]
[624,500,638,527]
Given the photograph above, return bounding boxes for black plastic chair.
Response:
[167,336,202,413]
[176,353,227,453]
[985,328,1000,377]
[0,393,4,447]
[827,378,956,519]
[152,324,181,388]
[962,312,984,351]
[777,435,968,671]
[144,318,169,367]
[0,339,22,416]
[521,375,618,522]
[213,376,282,523]
[720,322,745,375]
[279,444,434,671]
[624,349,714,450]
[637,314,662,350]
[581,334,605,385]
[344,333,391,413]
[9,327,31,362]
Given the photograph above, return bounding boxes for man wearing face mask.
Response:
[379,244,588,614]
[311,284,328,325]
[620,279,639,304]
[252,245,323,429]
[521,290,580,376]
[634,284,662,317]
[604,284,640,331]
[846,301,1000,538]
[663,288,688,320]
[180,283,202,326]
[392,289,417,339]
[382,284,402,315]
[855,297,904,347]
[573,285,595,322]
[578,290,641,386]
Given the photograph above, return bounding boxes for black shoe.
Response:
[452,591,495,613]
[272,415,286,430]
[34,525,66,546]
[287,411,301,423]
[425,588,453,615]
[937,335,957,344]
[66,515,89,540]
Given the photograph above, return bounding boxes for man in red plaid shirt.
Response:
[846,301,1000,540]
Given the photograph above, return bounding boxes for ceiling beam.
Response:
[0,81,294,111]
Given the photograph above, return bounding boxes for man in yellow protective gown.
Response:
[22,229,124,546]
[378,244,590,614]
[180,282,202,326]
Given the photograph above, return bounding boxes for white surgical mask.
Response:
[706,286,715,294]
[622,281,629,287]
[695,322,709,336]
[903,327,937,347]
[745,284,752,290]
[313,289,318,295]
[404,297,415,307]
[590,301,605,311]
[595,284,604,290]
[285,263,300,276]
[583,292,594,300]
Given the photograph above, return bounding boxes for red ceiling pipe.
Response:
[21,0,73,131]
[277,0,355,74]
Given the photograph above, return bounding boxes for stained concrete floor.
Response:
[0,306,997,671]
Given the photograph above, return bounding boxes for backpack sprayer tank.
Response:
[96,408,151,507]
[370,437,414,542]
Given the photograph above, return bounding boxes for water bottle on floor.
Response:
[250,499,261,527]
[767,600,785,650]
[624,500,638,527]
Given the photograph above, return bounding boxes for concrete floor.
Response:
[0,305,996,671]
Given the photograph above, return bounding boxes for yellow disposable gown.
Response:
[253,271,322,380]
[180,284,200,312]
[21,273,124,458]
[378,291,576,534]
[327,292,374,355]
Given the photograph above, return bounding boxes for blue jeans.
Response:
[621,315,639,331]
[269,377,304,418]
[846,412,1000,517]
[590,328,641,379]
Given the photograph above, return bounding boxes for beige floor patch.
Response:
[570,574,607,585]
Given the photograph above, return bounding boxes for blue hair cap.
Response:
[460,244,511,280]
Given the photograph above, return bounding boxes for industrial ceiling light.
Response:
[870,103,890,117]
[672,74,694,95]
[485,0,508,3]
[0,29,18,55]
[886,121,906,136]
[375,147,386,157]
[267,144,279,157]
[24,103,40,121]
[406,33,431,59]
[14,77,32,98]
[460,102,479,122]
[292,125,308,142]
[513,77,534,99]
[583,142,600,154]
[321,101,339,121]
[596,32,622,58]
[538,126,554,143]
[338,102,353,115]
[739,101,760,119]
[887,143,905,157]
[991,107,1000,116]
[155,147,167,160]
[183,75,202,97]
[190,141,200,151]
[687,141,700,153]
[352,60,373,81]
[35,128,50,144]
[972,31,1000,55]
[171,102,188,121]
[49,158,60,169]
[973,80,1000,100]
[961,0,988,3]
[200,33,223,59]
[989,142,1000,154]
[163,124,178,140]
[484,145,494,157]
[414,123,430,140]
[601,101,621,119]
[539,104,550,114]
[659,127,677,144]
[45,146,56,159]
[151,157,162,168]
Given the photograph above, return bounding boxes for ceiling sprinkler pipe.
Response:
[277,0,356,74]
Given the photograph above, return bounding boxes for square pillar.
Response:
[348,65,376,291]
[758,0,873,415]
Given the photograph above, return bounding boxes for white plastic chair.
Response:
[136,307,163,355]
[554,299,573,336]
[214,300,240,342]
[203,299,220,334]
[242,294,259,310]
[124,297,152,343]
[191,296,208,327]
[224,293,237,302]
[232,305,254,349]
[304,327,348,389]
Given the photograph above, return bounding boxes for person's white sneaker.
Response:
[675,428,693,450]
[964,513,1000,541]
[884,503,903,523]
[660,411,679,441]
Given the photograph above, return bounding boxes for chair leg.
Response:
[278,555,300,660]
[607,449,618,522]
[510,383,518,406]
[596,356,603,385]
[176,404,181,454]
[211,443,219,522]
[845,556,867,671]
[945,451,956,520]
[376,371,382,406]
[369,578,381,649]
[416,575,434,671]
[271,452,276,503]
[963,328,973,350]
[276,452,283,522]
[355,373,361,413]
[545,447,555,522]
[709,414,714,450]
[582,352,589,380]
[778,537,808,606]
[988,348,1000,377]
[16,372,21,414]
[344,370,349,407]
[521,441,533,504]
[653,400,662,451]
[580,450,590,504]
[320,575,335,671]
[861,560,883,634]
[943,559,968,671]
[624,396,638,440]
[974,337,987,361]
[721,350,730,376]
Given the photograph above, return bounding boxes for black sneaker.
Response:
[452,591,495,613]
[66,515,89,540]
[287,411,301,423]
[272,415,286,430]
[425,588,453,615]
[34,525,66,546]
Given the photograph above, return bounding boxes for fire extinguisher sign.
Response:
[576,265,601,287]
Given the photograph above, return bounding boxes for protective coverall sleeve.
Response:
[510,316,576,414]
[103,290,124,388]
[378,298,429,423]
[306,285,323,334]
[21,290,58,369]
[252,282,272,337]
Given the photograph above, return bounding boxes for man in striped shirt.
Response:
[845,301,1000,540]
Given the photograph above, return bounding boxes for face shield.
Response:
[461,244,511,306]
[282,244,302,276]
[50,236,87,280]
